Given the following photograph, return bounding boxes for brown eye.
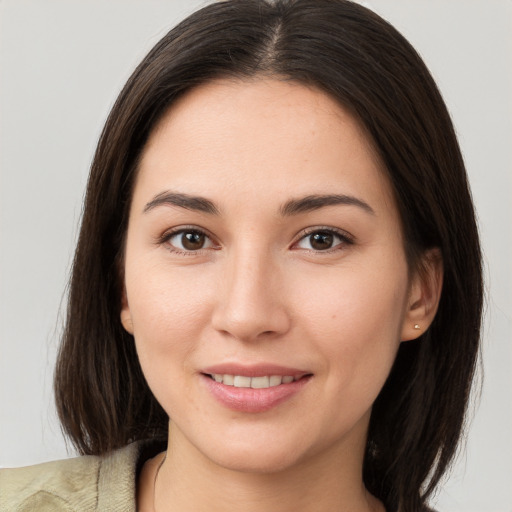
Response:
[182,231,205,250]
[296,229,350,251]
[167,229,213,252]
[309,232,334,250]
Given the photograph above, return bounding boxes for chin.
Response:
[196,427,329,476]
[210,447,305,475]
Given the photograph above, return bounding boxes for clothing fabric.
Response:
[0,441,154,512]
[1,441,439,512]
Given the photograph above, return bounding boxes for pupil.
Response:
[311,232,333,250]
[182,232,204,250]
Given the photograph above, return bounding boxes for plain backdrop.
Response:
[0,1,511,511]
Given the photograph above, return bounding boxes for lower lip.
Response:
[202,375,311,413]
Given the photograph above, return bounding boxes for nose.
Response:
[211,248,291,342]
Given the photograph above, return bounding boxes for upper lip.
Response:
[201,363,311,379]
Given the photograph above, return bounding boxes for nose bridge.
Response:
[212,241,290,341]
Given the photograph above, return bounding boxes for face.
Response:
[121,78,422,475]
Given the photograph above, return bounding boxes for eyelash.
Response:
[158,226,354,255]
[292,226,354,253]
[158,226,217,256]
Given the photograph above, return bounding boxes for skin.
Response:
[121,78,442,512]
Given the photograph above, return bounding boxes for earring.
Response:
[414,324,420,330]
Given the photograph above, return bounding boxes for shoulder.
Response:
[0,441,144,512]
[0,454,101,511]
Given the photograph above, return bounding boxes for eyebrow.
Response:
[144,191,220,215]
[143,191,375,217]
[280,194,375,216]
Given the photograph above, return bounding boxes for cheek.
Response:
[296,259,408,382]
[127,260,214,332]
[300,258,407,329]
[124,263,216,377]
[124,267,216,417]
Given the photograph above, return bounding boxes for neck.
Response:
[153,422,383,512]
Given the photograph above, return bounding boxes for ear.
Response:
[401,248,443,341]
[120,287,134,335]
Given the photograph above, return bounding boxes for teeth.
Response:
[269,375,282,386]
[222,374,234,386]
[233,375,251,388]
[251,376,269,389]
[210,374,297,388]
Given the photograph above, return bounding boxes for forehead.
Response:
[135,78,396,216]
[145,78,374,159]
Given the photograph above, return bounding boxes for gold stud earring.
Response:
[414,324,420,330]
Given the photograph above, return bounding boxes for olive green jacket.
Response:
[0,441,145,512]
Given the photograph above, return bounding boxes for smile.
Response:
[202,367,312,413]
[209,374,297,388]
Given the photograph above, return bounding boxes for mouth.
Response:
[201,365,312,413]
[205,373,305,388]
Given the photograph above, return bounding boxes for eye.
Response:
[165,229,215,252]
[295,229,351,251]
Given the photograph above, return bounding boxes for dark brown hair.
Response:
[54,1,483,510]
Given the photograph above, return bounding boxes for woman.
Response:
[0,1,482,511]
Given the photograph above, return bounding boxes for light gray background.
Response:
[0,1,510,511]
